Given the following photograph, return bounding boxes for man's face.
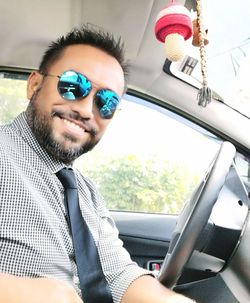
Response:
[26,44,125,164]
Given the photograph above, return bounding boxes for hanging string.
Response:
[196,0,212,107]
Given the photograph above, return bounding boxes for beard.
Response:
[26,91,99,165]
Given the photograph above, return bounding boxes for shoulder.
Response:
[0,124,18,177]
[0,124,14,153]
[0,121,30,170]
[0,122,21,152]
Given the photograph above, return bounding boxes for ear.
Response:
[27,71,43,100]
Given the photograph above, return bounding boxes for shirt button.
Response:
[73,275,80,285]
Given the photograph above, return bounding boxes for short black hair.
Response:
[39,25,129,85]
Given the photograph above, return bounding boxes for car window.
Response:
[75,94,222,214]
[170,0,250,118]
[0,72,27,123]
[1,71,249,215]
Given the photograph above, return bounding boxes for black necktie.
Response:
[56,168,113,303]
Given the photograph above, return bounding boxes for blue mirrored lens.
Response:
[58,70,91,100]
[96,89,120,119]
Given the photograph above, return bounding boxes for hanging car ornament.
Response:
[154,1,193,62]
[155,0,212,107]
[192,18,209,47]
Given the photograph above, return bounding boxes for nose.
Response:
[70,94,95,120]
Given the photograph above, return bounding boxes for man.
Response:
[0,27,195,303]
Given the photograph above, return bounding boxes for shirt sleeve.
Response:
[97,212,153,303]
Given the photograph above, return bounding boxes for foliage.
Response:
[0,76,200,214]
[81,153,199,214]
[0,78,27,123]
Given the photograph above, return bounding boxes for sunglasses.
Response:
[42,70,121,119]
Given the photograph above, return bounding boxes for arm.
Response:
[122,275,195,303]
[0,273,83,303]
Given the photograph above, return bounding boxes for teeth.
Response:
[63,119,84,131]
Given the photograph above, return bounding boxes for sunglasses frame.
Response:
[41,70,121,119]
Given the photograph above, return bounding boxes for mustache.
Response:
[51,110,97,137]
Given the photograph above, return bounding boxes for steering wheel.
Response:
[158,141,236,288]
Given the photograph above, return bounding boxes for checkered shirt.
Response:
[0,112,150,303]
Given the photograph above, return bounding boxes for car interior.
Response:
[0,0,249,302]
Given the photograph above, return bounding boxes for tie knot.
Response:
[56,168,78,189]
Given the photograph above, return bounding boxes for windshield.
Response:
[171,0,250,118]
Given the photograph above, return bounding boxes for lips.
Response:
[58,116,87,138]
[52,113,86,138]
[62,118,86,132]
[52,111,96,137]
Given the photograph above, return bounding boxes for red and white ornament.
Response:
[155,2,193,61]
